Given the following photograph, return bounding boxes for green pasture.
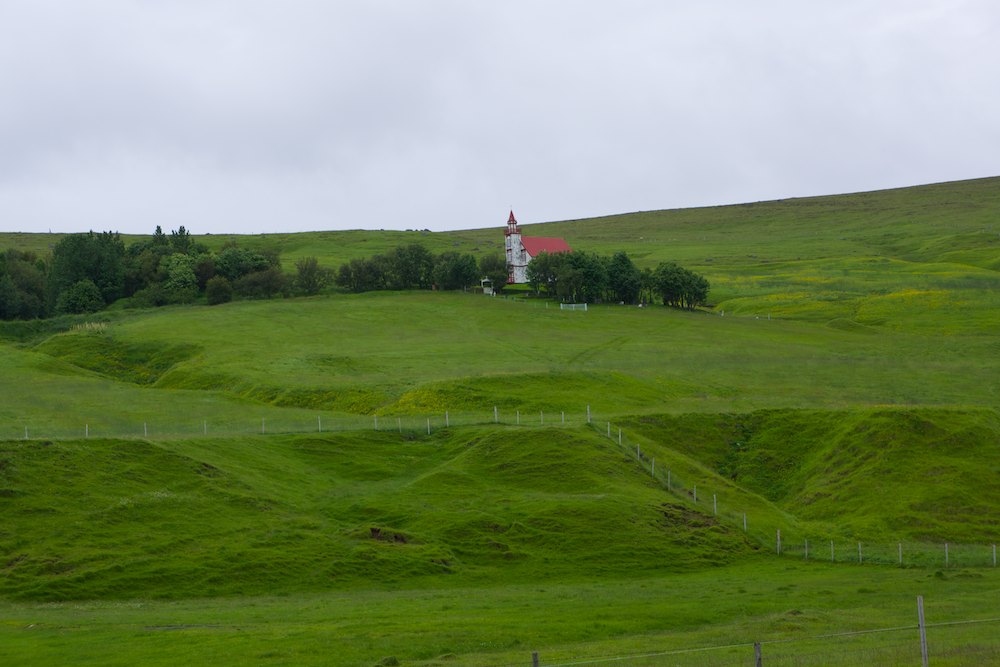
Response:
[2,176,1000,664]
[2,562,998,666]
[1,289,995,441]
[3,421,1000,665]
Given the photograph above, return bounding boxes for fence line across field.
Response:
[8,405,596,442]
[521,606,1000,667]
[7,405,997,569]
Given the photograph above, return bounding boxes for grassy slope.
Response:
[621,408,1000,542]
[2,290,995,438]
[0,427,751,602]
[4,176,998,268]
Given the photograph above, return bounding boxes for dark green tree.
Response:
[205,275,233,305]
[478,253,508,294]
[169,225,194,254]
[234,267,288,299]
[48,231,126,309]
[567,251,608,303]
[0,250,47,319]
[608,251,642,304]
[654,262,710,309]
[525,251,563,295]
[294,256,332,295]
[433,252,479,290]
[386,244,434,289]
[55,279,105,314]
[214,246,274,282]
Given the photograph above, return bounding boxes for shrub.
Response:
[205,276,233,305]
[55,279,105,314]
[234,268,287,299]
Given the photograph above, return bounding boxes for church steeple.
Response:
[504,210,522,283]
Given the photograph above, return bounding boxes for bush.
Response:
[205,276,233,305]
[294,256,332,295]
[233,268,287,299]
[55,279,105,314]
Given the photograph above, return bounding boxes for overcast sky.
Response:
[1,1,998,235]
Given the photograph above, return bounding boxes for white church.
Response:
[504,211,572,284]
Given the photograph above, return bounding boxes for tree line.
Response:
[334,243,507,293]
[338,245,709,308]
[1,232,710,321]
[0,227,333,320]
[526,250,709,308]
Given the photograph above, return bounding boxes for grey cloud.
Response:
[1,1,998,234]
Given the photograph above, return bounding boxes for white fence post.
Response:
[494,406,498,423]
[917,596,929,667]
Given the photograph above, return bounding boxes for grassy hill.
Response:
[2,176,1000,664]
[1,288,997,440]
[4,176,998,334]
[0,426,754,602]
[621,407,1000,543]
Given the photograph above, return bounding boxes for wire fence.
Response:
[519,614,1000,666]
[3,406,595,442]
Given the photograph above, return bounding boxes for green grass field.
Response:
[2,177,999,665]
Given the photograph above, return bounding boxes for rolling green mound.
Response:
[621,407,1000,542]
[0,426,753,601]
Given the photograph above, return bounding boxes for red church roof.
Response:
[521,236,572,256]
[508,210,518,224]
